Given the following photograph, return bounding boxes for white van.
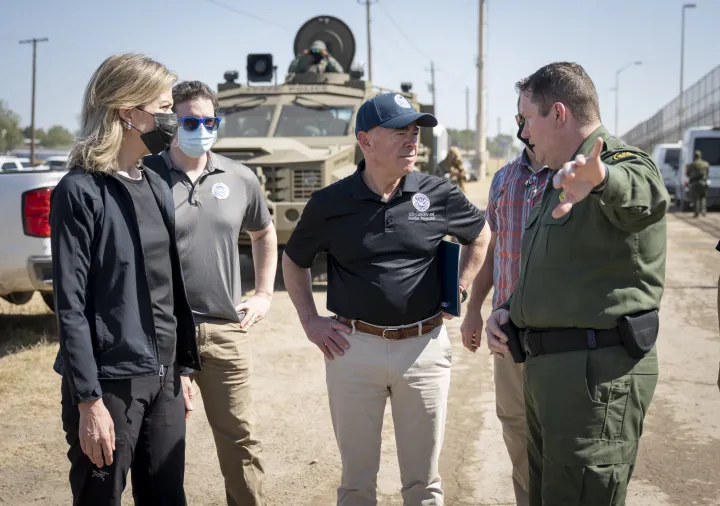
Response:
[650,142,681,194]
[675,126,720,211]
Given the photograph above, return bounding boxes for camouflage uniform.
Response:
[287,53,343,75]
[686,150,709,216]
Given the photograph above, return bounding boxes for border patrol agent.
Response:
[685,149,709,217]
[486,62,670,506]
[282,92,490,506]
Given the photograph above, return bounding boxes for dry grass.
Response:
[0,293,61,430]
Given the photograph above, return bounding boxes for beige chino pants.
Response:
[191,321,265,506]
[494,355,530,506]
[325,324,452,506]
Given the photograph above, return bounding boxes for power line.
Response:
[378,4,432,62]
[204,0,292,32]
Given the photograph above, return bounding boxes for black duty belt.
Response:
[521,327,622,357]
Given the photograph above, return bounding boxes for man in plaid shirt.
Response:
[461,102,551,506]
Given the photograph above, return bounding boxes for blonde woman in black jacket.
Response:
[50,52,200,506]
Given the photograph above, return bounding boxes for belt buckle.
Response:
[382,327,399,340]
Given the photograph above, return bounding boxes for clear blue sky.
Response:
[1,0,718,147]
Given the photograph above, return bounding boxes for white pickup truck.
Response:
[0,169,68,310]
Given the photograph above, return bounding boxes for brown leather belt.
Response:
[336,314,444,341]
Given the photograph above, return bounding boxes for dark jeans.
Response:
[61,364,187,506]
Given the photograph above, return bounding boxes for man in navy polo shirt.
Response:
[282,92,490,506]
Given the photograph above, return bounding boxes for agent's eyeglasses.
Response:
[178,116,222,132]
[515,114,526,127]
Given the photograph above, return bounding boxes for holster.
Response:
[499,320,526,364]
[617,309,659,359]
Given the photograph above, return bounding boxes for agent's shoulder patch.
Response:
[612,151,633,161]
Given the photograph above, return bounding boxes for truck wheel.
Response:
[41,293,55,312]
[2,292,34,305]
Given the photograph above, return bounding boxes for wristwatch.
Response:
[460,284,468,303]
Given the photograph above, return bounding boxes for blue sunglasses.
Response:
[178,116,222,132]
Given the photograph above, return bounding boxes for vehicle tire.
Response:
[41,292,55,312]
[2,292,34,305]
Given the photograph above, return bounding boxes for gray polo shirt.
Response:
[161,151,272,323]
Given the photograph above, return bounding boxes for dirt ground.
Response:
[1,179,719,505]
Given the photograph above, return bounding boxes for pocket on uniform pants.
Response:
[548,462,629,506]
[585,349,632,440]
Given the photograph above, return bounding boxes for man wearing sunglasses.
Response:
[144,80,276,506]
[460,96,550,506]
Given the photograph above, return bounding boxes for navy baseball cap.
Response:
[355,92,438,137]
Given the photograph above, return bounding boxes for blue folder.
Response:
[439,239,461,317]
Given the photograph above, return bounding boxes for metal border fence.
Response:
[621,65,720,153]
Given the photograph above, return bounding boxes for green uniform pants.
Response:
[524,345,658,505]
[690,182,707,214]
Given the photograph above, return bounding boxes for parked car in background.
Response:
[0,156,33,172]
[0,167,68,310]
[651,142,681,195]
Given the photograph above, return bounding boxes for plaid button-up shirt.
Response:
[486,150,552,310]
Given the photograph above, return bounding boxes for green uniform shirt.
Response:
[504,125,670,330]
[686,160,709,184]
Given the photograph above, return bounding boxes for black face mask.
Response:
[516,121,535,152]
[130,109,178,155]
[311,51,324,63]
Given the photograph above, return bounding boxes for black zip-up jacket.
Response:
[50,166,201,405]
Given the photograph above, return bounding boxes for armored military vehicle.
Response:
[213,15,436,247]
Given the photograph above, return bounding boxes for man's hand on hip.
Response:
[460,307,483,353]
[236,292,272,330]
[78,398,115,468]
[485,309,511,359]
[301,315,351,360]
[552,136,607,218]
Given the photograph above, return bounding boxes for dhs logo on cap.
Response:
[394,94,412,109]
[355,92,438,137]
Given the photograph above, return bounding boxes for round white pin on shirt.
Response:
[212,182,230,200]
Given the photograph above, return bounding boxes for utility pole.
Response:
[475,0,486,179]
[19,37,48,166]
[679,3,696,142]
[465,87,470,152]
[358,0,377,81]
[428,61,437,112]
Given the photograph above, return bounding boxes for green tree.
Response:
[43,125,75,148]
[487,134,519,159]
[0,101,24,153]
[447,128,475,150]
[22,125,47,146]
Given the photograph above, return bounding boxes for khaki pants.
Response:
[325,325,452,506]
[191,322,265,506]
[494,356,530,506]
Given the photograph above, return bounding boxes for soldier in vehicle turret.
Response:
[287,40,344,77]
